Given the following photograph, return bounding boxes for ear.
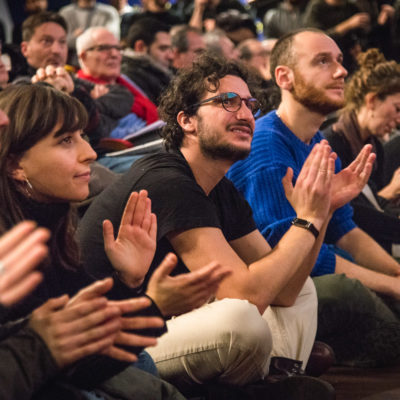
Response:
[275,65,293,91]
[134,40,148,53]
[20,41,28,58]
[177,111,196,134]
[7,157,26,182]
[365,92,378,110]
[80,50,88,63]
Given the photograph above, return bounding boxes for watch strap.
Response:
[291,218,319,239]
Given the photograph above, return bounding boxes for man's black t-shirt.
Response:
[78,149,256,288]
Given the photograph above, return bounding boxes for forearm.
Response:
[337,227,400,275]
[189,5,205,29]
[247,223,320,310]
[335,255,400,298]
[272,216,330,306]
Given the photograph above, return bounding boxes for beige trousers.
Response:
[146,277,317,387]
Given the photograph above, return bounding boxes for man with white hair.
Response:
[76,27,160,172]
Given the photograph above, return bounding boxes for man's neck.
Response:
[276,98,326,144]
[180,146,232,195]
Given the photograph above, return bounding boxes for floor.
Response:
[321,365,400,399]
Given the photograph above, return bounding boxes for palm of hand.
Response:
[331,168,364,211]
[106,224,156,283]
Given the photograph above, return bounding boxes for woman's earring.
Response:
[23,178,33,197]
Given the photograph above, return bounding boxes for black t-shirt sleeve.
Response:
[138,166,222,240]
[211,177,257,242]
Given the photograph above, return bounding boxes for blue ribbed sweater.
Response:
[227,110,356,276]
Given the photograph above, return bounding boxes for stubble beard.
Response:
[197,116,251,163]
[291,69,345,115]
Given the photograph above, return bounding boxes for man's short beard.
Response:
[291,69,344,115]
[199,138,250,164]
[199,136,250,162]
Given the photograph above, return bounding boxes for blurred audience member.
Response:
[170,25,205,69]
[59,0,120,66]
[215,10,257,45]
[121,0,182,40]
[204,29,239,60]
[121,18,173,104]
[263,0,307,39]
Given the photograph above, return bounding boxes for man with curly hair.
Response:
[79,53,372,390]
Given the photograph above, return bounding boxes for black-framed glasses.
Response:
[85,44,123,53]
[190,92,260,116]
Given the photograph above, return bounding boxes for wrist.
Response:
[291,217,320,239]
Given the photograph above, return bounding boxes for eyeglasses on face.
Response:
[190,92,260,116]
[85,44,123,53]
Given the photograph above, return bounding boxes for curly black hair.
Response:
[158,52,258,150]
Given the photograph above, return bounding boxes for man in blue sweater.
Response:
[228,28,400,367]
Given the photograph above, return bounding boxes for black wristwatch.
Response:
[291,218,319,239]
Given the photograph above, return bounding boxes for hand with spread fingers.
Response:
[103,190,157,288]
[0,221,50,306]
[146,253,231,317]
[29,289,122,368]
[282,141,335,230]
[32,65,74,94]
[330,144,375,211]
[67,278,164,363]
[103,297,165,362]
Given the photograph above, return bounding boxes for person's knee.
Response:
[314,274,374,310]
[214,299,272,362]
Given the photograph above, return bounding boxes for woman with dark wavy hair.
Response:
[0,83,188,400]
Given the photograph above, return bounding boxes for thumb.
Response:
[151,253,177,281]
[103,220,115,250]
[41,294,70,312]
[282,167,294,199]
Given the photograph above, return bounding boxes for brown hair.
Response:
[22,11,67,42]
[344,48,400,111]
[0,83,88,271]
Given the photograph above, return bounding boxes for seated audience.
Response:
[324,48,400,254]
[0,83,225,398]
[59,0,120,66]
[16,11,133,151]
[78,54,371,392]
[228,28,400,368]
[121,18,173,105]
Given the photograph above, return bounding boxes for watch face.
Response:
[294,218,309,228]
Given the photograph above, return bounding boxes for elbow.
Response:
[271,293,297,307]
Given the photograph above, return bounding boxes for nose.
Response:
[51,40,63,54]
[333,62,348,79]
[79,135,97,163]
[236,99,255,123]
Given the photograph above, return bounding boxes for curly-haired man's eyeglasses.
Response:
[191,92,260,116]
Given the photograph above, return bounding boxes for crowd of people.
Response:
[1,0,400,399]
